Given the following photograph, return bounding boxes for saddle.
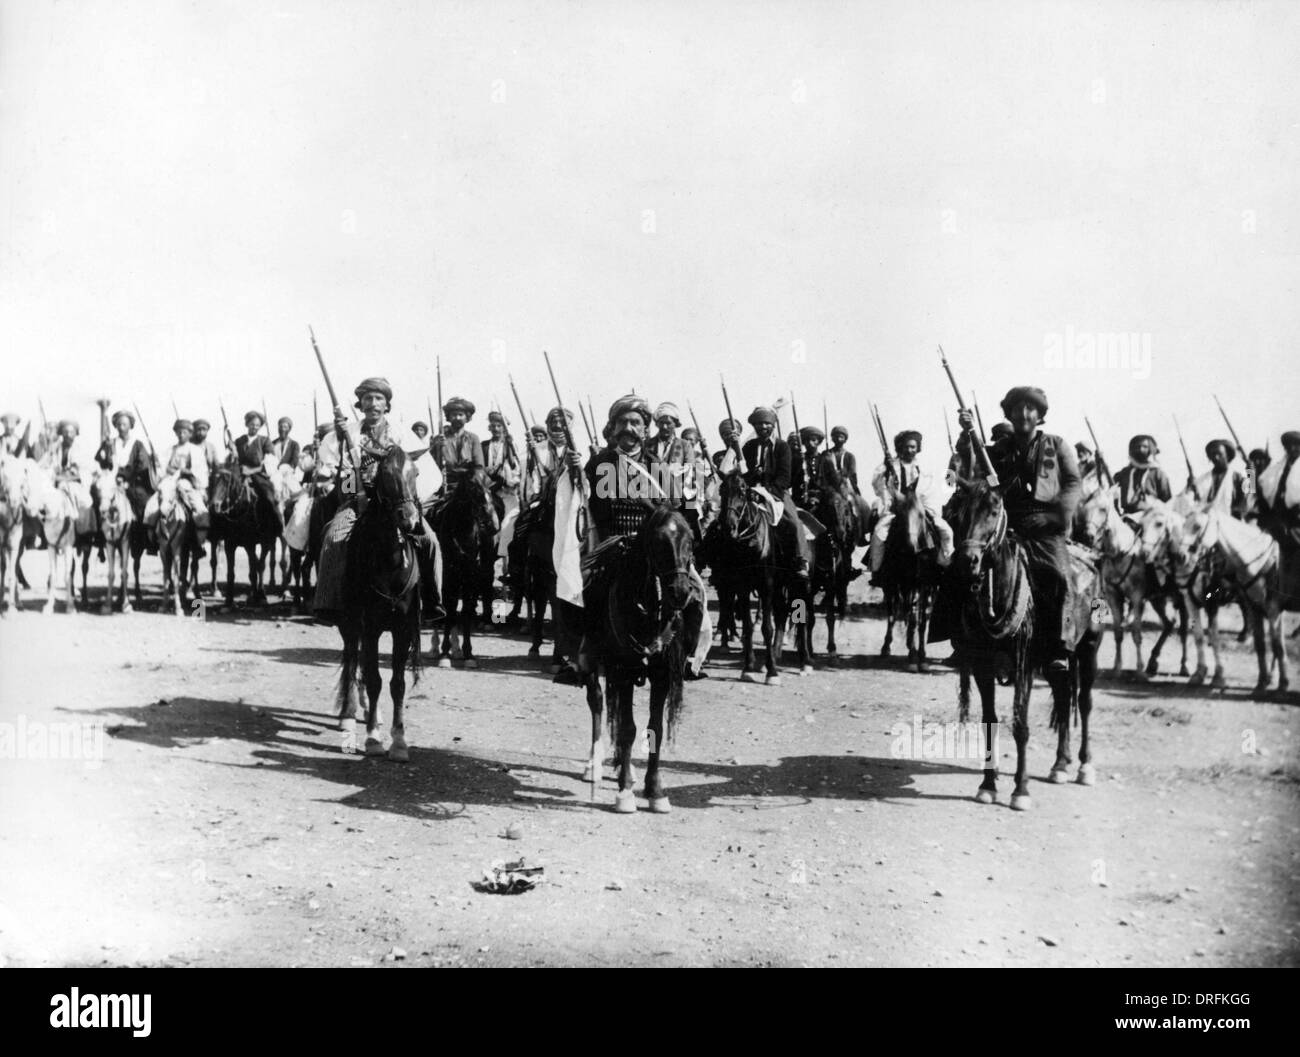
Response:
[1061,541,1104,649]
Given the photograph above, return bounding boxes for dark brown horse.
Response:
[335,447,423,759]
[946,478,1100,811]
[807,484,860,662]
[432,467,496,669]
[714,471,784,684]
[878,485,942,671]
[209,468,279,607]
[579,506,703,813]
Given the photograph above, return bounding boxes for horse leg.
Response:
[761,578,781,686]
[461,586,477,669]
[881,589,895,657]
[1207,605,1227,690]
[1076,637,1098,785]
[101,540,115,614]
[582,674,605,794]
[337,624,361,752]
[362,631,386,755]
[1145,594,1172,677]
[1271,606,1289,694]
[916,586,931,672]
[43,536,57,614]
[1048,664,1074,784]
[825,582,837,659]
[644,667,670,813]
[738,584,759,681]
[224,539,237,606]
[1174,591,1190,677]
[974,666,999,804]
[1107,587,1125,677]
[387,623,410,762]
[1129,591,1149,681]
[612,679,638,814]
[1009,655,1033,811]
[1250,602,1271,698]
[1186,595,1207,686]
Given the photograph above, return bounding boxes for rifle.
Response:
[1084,415,1112,487]
[1212,395,1246,461]
[687,401,709,459]
[96,398,111,444]
[132,401,161,485]
[307,326,362,490]
[262,398,271,439]
[587,396,598,447]
[822,400,830,453]
[938,346,998,486]
[507,374,537,485]
[38,396,48,431]
[576,399,597,452]
[1173,414,1198,498]
[942,404,955,454]
[14,419,31,460]
[542,350,594,545]
[971,392,987,446]
[790,391,811,495]
[436,356,444,438]
[170,395,180,420]
[218,398,233,454]
[313,391,319,435]
[871,403,895,486]
[719,373,738,445]
[427,395,435,437]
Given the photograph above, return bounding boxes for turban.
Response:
[244,410,264,426]
[355,377,394,408]
[111,410,135,428]
[1128,434,1158,458]
[990,422,1013,441]
[0,412,20,429]
[1281,431,1300,448]
[717,418,742,436]
[530,424,548,437]
[681,427,701,442]
[830,425,848,440]
[1075,442,1093,455]
[410,420,429,434]
[799,425,825,444]
[547,406,575,426]
[1205,439,1235,461]
[893,430,922,453]
[278,416,293,429]
[442,395,475,417]
[315,423,332,439]
[57,419,79,435]
[653,402,681,426]
[607,395,651,427]
[192,418,211,430]
[1000,386,1049,418]
[487,410,505,426]
[173,419,193,433]
[747,406,777,426]
[1248,448,1270,466]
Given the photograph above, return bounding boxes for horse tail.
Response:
[663,630,687,743]
[1050,652,1080,734]
[407,602,423,687]
[334,631,359,717]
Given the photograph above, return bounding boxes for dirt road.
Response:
[2,561,1297,968]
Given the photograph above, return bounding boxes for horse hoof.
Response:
[387,743,410,763]
[765,674,782,687]
[1145,659,1160,677]
[613,790,637,814]
[1210,673,1227,691]
[797,666,811,677]
[437,657,451,669]
[1132,670,1149,683]
[581,764,602,784]
[648,796,671,814]
[99,603,111,615]
[740,670,760,683]
[1076,764,1096,786]
[463,658,478,670]
[547,663,562,674]
[1188,671,1205,688]
[975,788,997,805]
[365,737,386,756]
[1178,665,1189,677]
[1049,767,1069,784]
[527,647,540,657]
[1010,794,1032,812]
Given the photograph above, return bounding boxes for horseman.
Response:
[957,386,1081,672]
[190,419,226,479]
[95,409,157,527]
[235,411,287,537]
[37,419,93,520]
[482,410,521,524]
[790,425,827,513]
[1255,430,1300,544]
[314,377,444,624]
[430,396,497,532]
[712,418,743,473]
[648,403,687,467]
[825,426,861,494]
[1190,439,1248,519]
[1113,434,1172,517]
[822,425,873,544]
[0,413,22,456]
[144,419,210,553]
[679,426,719,545]
[867,429,954,582]
[729,405,812,585]
[1074,442,1104,503]
[272,416,300,470]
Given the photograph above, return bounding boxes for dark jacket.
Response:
[1114,463,1171,513]
[272,437,300,469]
[585,447,679,541]
[235,434,275,473]
[966,429,1082,535]
[741,436,793,500]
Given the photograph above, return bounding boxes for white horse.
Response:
[1173,504,1287,696]
[25,463,97,615]
[94,472,137,614]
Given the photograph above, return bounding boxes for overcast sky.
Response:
[2,0,1296,470]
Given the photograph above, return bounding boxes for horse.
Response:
[0,455,29,614]
[503,485,564,669]
[209,467,279,607]
[432,467,496,669]
[714,470,784,684]
[877,485,941,671]
[25,469,96,615]
[806,483,860,662]
[333,447,423,759]
[155,495,200,616]
[1172,504,1289,697]
[94,475,136,614]
[578,506,703,813]
[1080,494,1191,681]
[946,478,1101,810]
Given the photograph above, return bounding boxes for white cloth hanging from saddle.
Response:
[552,472,587,607]
[748,485,782,526]
[284,492,314,551]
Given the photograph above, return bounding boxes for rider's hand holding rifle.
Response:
[939,346,999,487]
[308,326,362,498]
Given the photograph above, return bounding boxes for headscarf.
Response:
[355,377,393,409]
[999,386,1048,418]
[747,406,777,427]
[893,430,922,453]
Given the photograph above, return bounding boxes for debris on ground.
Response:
[472,858,544,895]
